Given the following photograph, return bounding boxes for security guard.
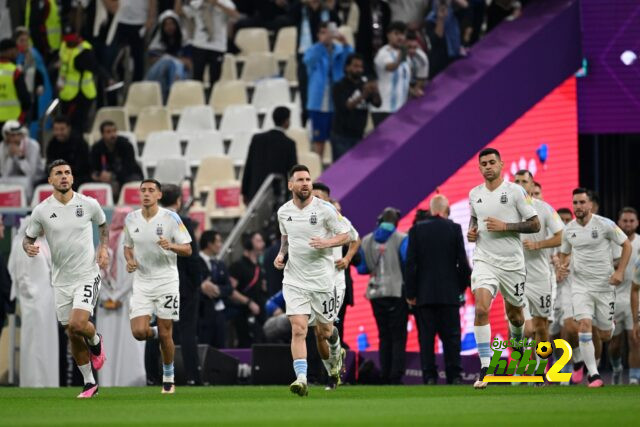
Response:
[0,39,31,139]
[25,0,62,64]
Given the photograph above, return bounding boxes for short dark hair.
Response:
[406,30,418,41]
[288,164,309,179]
[515,169,533,179]
[587,190,600,204]
[53,115,71,127]
[379,207,401,226]
[387,21,407,34]
[242,231,262,251]
[312,182,331,196]
[345,53,363,68]
[273,106,290,127]
[533,181,542,189]
[47,159,71,176]
[478,148,501,160]
[557,208,572,216]
[100,120,117,134]
[319,21,331,31]
[159,183,181,207]
[572,187,589,196]
[619,206,638,220]
[200,229,221,250]
[140,179,162,192]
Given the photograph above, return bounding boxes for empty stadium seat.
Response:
[283,55,298,88]
[184,130,225,167]
[240,53,278,83]
[194,155,235,193]
[273,26,297,61]
[227,131,256,166]
[203,180,245,218]
[79,183,113,207]
[91,107,130,142]
[177,106,216,132]
[0,185,26,207]
[285,127,311,154]
[219,105,259,137]
[125,81,163,116]
[235,28,269,57]
[209,80,248,115]
[297,152,322,180]
[251,78,290,113]
[219,54,238,81]
[154,158,190,184]
[166,80,206,114]
[118,181,142,206]
[141,131,181,168]
[31,184,54,207]
[134,106,172,141]
[188,203,211,233]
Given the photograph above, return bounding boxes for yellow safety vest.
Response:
[58,41,97,101]
[0,62,21,121]
[25,0,62,51]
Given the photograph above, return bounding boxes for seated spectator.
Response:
[304,21,354,157]
[241,106,297,204]
[425,0,464,78]
[331,53,381,161]
[90,120,143,202]
[46,116,91,188]
[406,30,429,98]
[371,21,411,127]
[197,229,233,349]
[228,231,268,348]
[0,121,43,199]
[146,10,191,102]
[177,0,239,87]
[0,38,31,134]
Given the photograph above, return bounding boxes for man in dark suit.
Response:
[405,195,471,384]
[241,106,297,204]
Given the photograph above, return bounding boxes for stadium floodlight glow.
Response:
[620,50,637,66]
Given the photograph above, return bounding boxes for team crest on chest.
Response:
[156,224,164,236]
[500,192,508,204]
[76,205,84,217]
[591,228,598,239]
[309,212,317,225]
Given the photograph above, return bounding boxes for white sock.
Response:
[329,333,341,359]
[78,362,95,385]
[572,346,582,364]
[151,326,159,339]
[88,334,100,346]
[474,324,492,368]
[578,333,599,376]
[321,358,332,375]
[509,322,524,342]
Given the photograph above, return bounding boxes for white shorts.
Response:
[283,283,337,326]
[613,293,633,336]
[129,282,180,321]
[572,288,614,331]
[336,282,346,314]
[524,279,552,318]
[54,274,102,325]
[471,261,526,307]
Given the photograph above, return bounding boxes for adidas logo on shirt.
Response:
[50,213,57,219]
[134,228,139,233]
[287,217,292,222]
[571,233,576,238]
[476,198,482,203]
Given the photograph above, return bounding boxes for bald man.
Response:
[405,195,471,384]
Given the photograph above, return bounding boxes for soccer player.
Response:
[312,182,361,389]
[513,170,563,354]
[608,207,640,384]
[559,188,631,387]
[23,159,109,398]
[123,180,193,394]
[467,149,541,389]
[275,165,352,396]
[631,259,640,384]
[532,181,543,200]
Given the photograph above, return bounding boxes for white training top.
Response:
[26,192,106,287]
[560,214,628,292]
[522,198,564,284]
[123,208,192,292]
[278,197,350,292]
[469,180,538,271]
[614,234,640,298]
[372,44,412,113]
[333,216,359,293]
[185,0,236,52]
[117,0,149,25]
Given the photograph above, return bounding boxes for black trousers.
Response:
[60,93,94,133]
[112,23,145,81]
[175,290,201,384]
[370,297,408,384]
[415,304,462,383]
[198,300,226,349]
[192,47,224,87]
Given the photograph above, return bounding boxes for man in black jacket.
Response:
[405,195,471,384]
[241,106,297,204]
[160,184,202,385]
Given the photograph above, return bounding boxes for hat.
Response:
[2,120,26,136]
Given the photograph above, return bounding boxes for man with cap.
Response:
[0,39,31,135]
[0,120,43,199]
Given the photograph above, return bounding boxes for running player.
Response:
[559,188,631,387]
[23,159,109,398]
[275,165,352,397]
[631,258,640,384]
[467,148,540,389]
[513,170,563,354]
[608,207,640,384]
[123,180,193,394]
[312,182,361,389]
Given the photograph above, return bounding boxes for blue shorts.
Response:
[309,111,333,142]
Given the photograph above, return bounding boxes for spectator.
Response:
[357,207,408,384]
[25,0,62,64]
[161,183,203,386]
[331,53,381,161]
[146,10,192,102]
[304,21,353,157]
[15,27,53,138]
[234,0,291,35]
[0,39,31,132]
[241,106,297,204]
[197,229,233,348]
[262,229,284,297]
[228,231,267,347]
[263,291,290,344]
[405,195,471,384]
[388,0,430,25]
[109,0,157,81]
[425,0,463,78]
[354,0,391,76]
[0,215,13,340]
[406,30,429,98]
[90,120,143,202]
[46,116,91,188]
[177,0,239,86]
[0,121,43,199]
[371,21,411,127]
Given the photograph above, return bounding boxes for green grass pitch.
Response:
[0,385,637,426]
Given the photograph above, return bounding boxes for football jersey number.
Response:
[322,298,336,315]
[514,282,524,297]
[83,284,93,298]
[164,295,179,309]
[539,295,551,309]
